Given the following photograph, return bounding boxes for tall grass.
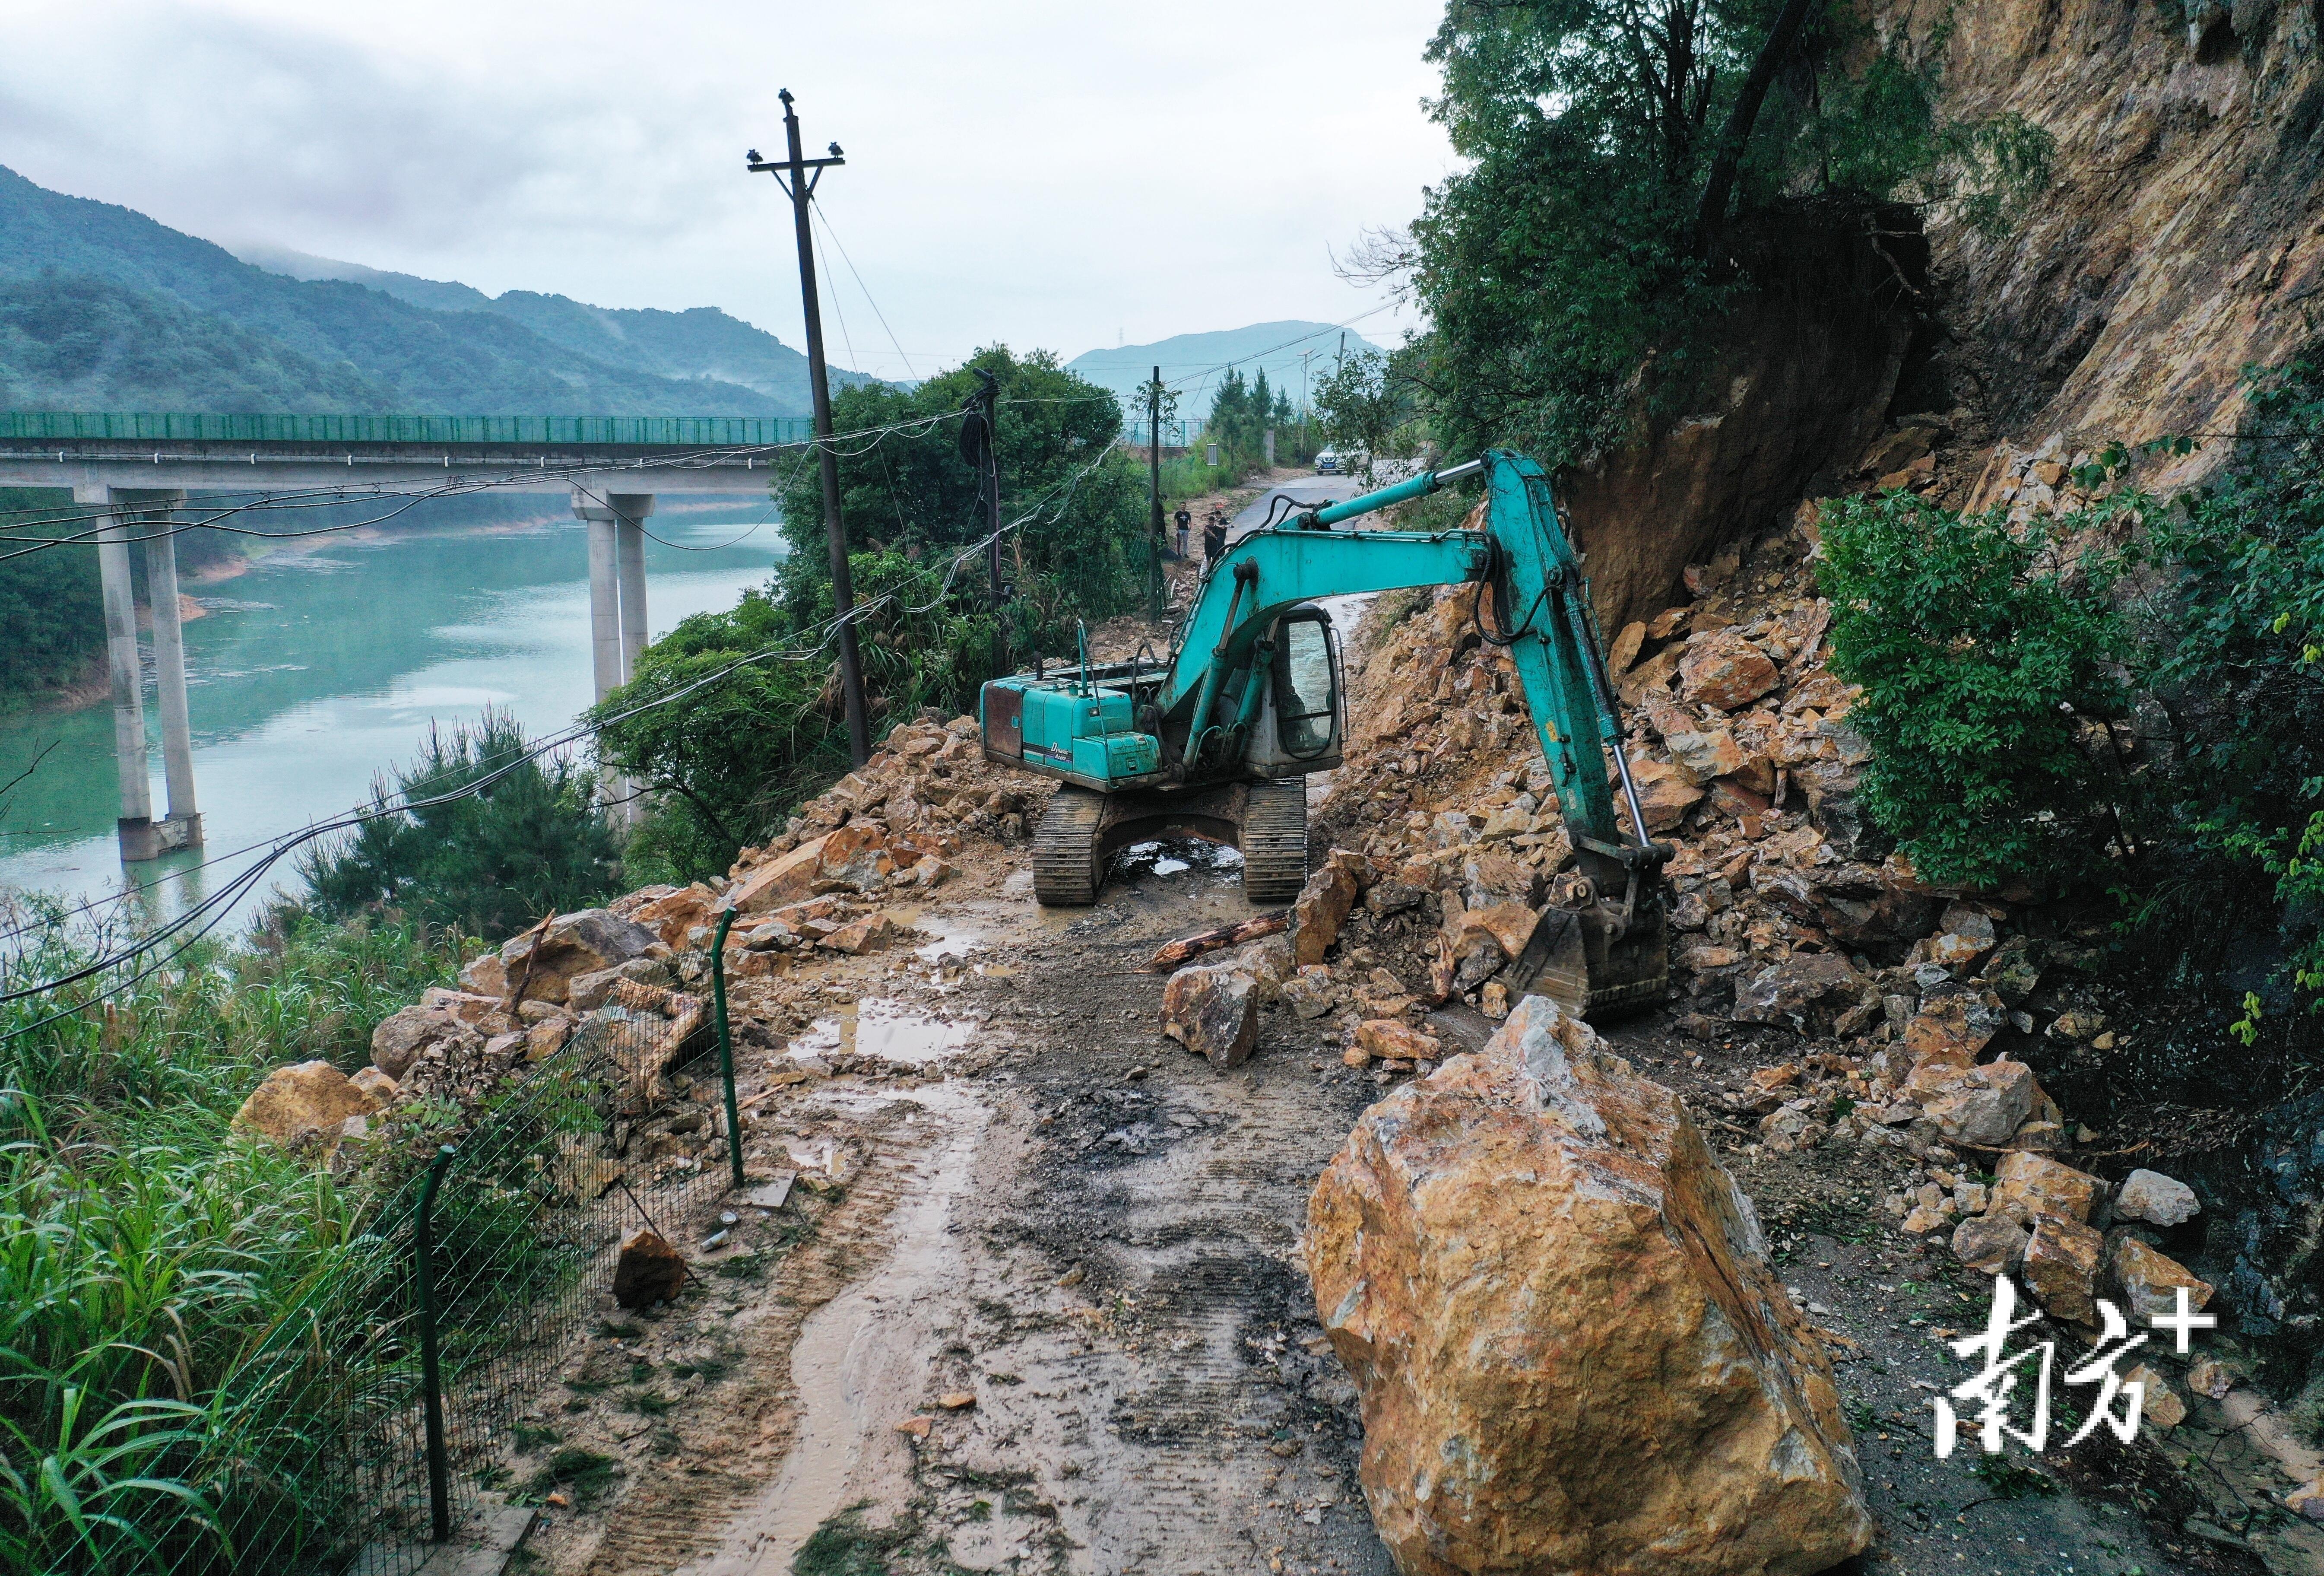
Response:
[0,904,472,1573]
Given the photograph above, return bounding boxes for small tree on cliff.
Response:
[1399,0,2052,464]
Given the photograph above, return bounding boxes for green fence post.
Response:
[416,1143,457,1542]
[711,907,745,1191]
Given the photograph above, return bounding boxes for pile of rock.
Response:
[235,712,1017,1163]
[1309,526,1936,1026]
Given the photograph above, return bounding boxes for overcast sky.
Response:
[0,1,1454,380]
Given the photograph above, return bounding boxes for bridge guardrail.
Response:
[0,413,817,448]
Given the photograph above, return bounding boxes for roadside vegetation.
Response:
[593,346,1151,883]
[0,486,102,714]
[298,710,619,941]
[1820,349,2324,1094]
[0,908,471,1573]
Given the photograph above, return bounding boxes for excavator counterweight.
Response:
[978,451,1670,1019]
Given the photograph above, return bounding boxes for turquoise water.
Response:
[0,501,785,929]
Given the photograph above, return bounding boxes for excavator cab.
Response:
[978,451,1670,1020]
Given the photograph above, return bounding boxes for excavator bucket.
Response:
[1503,897,1670,1021]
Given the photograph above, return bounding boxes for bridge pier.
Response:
[81,485,202,861]
[574,488,654,826]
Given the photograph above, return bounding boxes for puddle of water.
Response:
[1111,837,1243,883]
[788,998,977,1068]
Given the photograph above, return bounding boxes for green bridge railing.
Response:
[0,412,816,447]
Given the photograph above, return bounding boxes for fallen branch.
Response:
[1148,911,1289,972]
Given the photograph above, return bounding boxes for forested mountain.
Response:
[234,244,847,408]
[0,165,854,416]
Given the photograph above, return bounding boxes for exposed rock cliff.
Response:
[1880,0,2324,486]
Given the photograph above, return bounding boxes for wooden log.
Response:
[1148,911,1289,972]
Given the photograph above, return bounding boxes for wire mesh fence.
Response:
[4,972,738,1576]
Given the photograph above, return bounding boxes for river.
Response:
[0,499,786,932]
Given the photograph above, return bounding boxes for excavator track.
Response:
[1032,787,1107,906]
[1239,778,1309,904]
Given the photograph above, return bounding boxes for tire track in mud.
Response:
[550,1107,925,1576]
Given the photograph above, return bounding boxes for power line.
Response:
[0,431,1125,988]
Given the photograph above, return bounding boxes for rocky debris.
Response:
[1953,1213,2031,1275]
[1730,953,1861,1030]
[1679,630,1782,712]
[612,1229,688,1309]
[457,950,507,996]
[1913,1058,2036,1147]
[231,1061,384,1156]
[1283,968,1338,1020]
[501,909,661,1005]
[1148,912,1288,972]
[2111,1237,2215,1321]
[1291,852,1369,966]
[349,1065,401,1105]
[1349,1019,1439,1066]
[2022,1214,2106,1325]
[371,1002,466,1081]
[1989,1151,2102,1226]
[1308,996,1871,1575]
[568,957,673,1012]
[2115,1167,2200,1227]
[2129,1364,2188,1430]
[1160,964,1260,1068]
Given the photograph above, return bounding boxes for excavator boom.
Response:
[979,450,1670,1018]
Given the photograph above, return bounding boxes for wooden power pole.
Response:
[750,91,870,766]
[1148,364,1164,616]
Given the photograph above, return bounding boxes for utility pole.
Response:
[749,91,870,766]
[1147,365,1164,616]
[1300,349,1315,454]
[961,367,1008,675]
[982,373,1003,615]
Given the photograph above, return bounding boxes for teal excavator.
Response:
[978,450,1670,1018]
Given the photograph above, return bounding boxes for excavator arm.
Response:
[980,449,1671,1017]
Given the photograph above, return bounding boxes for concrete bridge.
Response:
[0,413,807,860]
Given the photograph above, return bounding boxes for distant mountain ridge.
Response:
[0,165,861,416]
[232,244,847,410]
[1066,320,1393,412]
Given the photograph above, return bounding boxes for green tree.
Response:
[2120,354,2324,1034]
[1403,0,2051,464]
[597,346,1147,880]
[0,488,102,711]
[298,711,618,939]
[1313,349,1427,486]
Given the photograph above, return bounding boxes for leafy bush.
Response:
[1818,489,2132,892]
[2123,352,2324,1034]
[298,710,618,941]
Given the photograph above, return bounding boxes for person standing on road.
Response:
[1173,505,1192,559]
[1202,508,1228,567]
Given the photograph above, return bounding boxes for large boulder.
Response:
[232,1061,383,1155]
[1160,965,1260,1068]
[1309,996,1871,1575]
[499,909,659,1004]
[1678,633,1782,713]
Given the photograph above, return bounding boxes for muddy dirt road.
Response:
[507,471,2307,1576]
[523,836,2246,1576]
